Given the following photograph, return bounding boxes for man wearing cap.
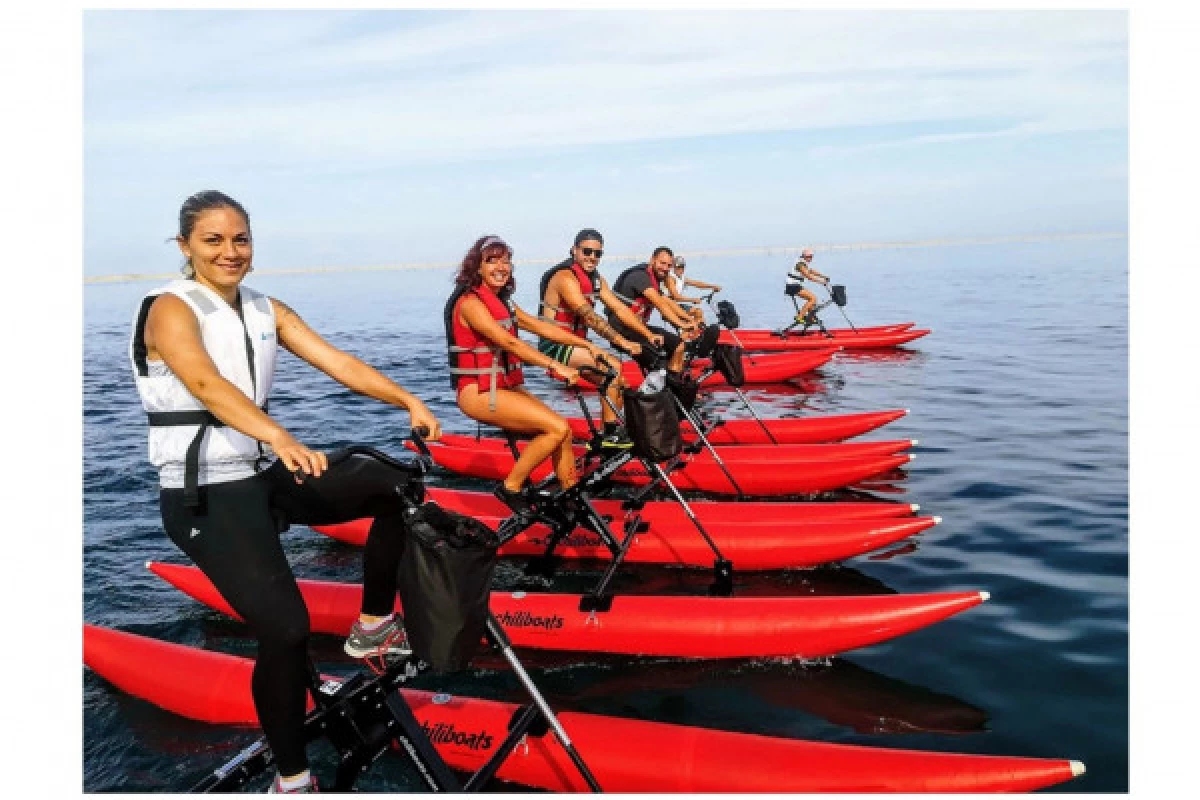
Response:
[665,254,721,324]
[537,228,649,448]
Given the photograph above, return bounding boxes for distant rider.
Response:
[787,247,829,324]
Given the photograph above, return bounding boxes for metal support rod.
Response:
[486,616,602,792]
[669,391,743,498]
[824,284,858,332]
[645,460,727,561]
[732,386,779,445]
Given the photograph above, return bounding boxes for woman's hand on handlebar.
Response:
[616,336,642,356]
[268,431,328,480]
[407,400,442,441]
[550,362,580,385]
[648,333,665,348]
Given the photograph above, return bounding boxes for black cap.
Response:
[574,228,603,246]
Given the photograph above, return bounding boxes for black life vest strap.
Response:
[147,404,268,509]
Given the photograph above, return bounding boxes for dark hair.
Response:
[574,228,603,246]
[454,235,515,297]
[651,245,674,260]
[178,190,250,240]
[175,190,251,278]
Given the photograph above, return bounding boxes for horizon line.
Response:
[84,230,1127,286]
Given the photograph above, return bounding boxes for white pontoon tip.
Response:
[910,439,919,446]
[1071,761,1086,777]
[910,503,921,512]
[903,408,910,414]
[906,454,916,462]
[144,561,152,569]
[933,516,942,524]
[978,591,991,602]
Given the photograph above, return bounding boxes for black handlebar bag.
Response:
[715,300,740,330]
[397,502,499,672]
[622,386,683,462]
[665,370,699,412]
[830,284,848,306]
[712,343,745,387]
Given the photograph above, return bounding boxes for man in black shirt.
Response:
[607,246,699,375]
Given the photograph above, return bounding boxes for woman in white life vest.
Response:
[131,190,441,794]
[446,235,615,513]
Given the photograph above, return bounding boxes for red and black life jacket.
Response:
[444,284,524,404]
[612,263,660,322]
[538,259,597,338]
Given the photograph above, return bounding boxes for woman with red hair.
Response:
[445,235,619,511]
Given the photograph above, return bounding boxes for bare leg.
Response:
[457,385,577,489]
[668,341,686,373]
[797,289,818,320]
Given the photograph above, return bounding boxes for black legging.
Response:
[160,453,416,776]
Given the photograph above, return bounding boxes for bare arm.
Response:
[144,294,327,475]
[273,298,441,438]
[516,305,591,349]
[643,287,698,331]
[800,264,829,284]
[683,276,722,292]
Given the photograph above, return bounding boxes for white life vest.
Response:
[130,279,278,496]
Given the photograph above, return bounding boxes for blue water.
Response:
[83,239,1127,792]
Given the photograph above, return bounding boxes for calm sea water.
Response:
[83,239,1128,792]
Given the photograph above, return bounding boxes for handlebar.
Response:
[408,426,434,468]
[577,363,619,391]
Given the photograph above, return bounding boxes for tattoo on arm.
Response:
[573,301,621,342]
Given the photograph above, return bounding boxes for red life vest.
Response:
[538,260,597,338]
[445,284,524,405]
[613,263,660,322]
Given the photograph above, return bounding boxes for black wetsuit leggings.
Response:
[160,453,417,776]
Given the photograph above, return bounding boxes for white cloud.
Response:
[85,10,1126,172]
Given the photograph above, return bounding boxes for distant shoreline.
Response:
[84,230,1127,286]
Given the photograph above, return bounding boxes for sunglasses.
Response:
[579,247,604,258]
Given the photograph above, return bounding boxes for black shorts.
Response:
[615,324,683,372]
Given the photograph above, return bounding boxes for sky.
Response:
[82,9,1128,276]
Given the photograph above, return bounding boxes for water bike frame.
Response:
[193,616,599,793]
[491,364,734,607]
[193,439,601,793]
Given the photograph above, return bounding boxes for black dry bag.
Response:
[666,370,700,412]
[830,284,847,307]
[686,323,721,361]
[397,502,499,672]
[716,300,740,330]
[622,384,682,462]
[712,343,745,387]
